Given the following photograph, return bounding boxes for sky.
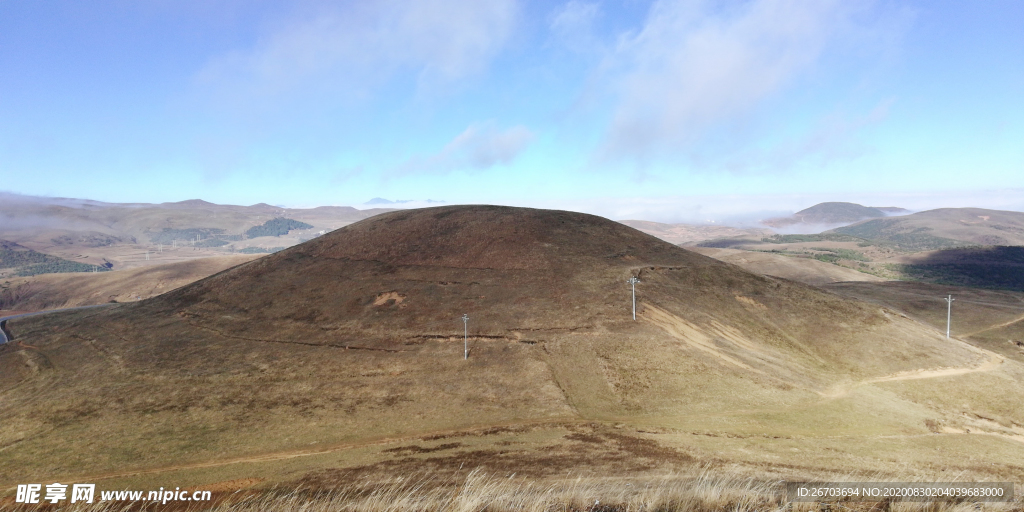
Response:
[0,0,1021,223]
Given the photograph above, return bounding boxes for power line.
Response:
[461,314,469,360]
[945,295,954,338]
[627,276,640,321]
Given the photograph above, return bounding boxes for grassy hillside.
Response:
[885,246,1024,291]
[825,281,1024,363]
[1,206,1021,494]
[833,218,967,251]
[689,247,885,285]
[832,208,1024,248]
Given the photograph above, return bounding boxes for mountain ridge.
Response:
[762,202,908,229]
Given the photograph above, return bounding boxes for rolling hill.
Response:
[831,207,1024,249]
[1,205,1020,491]
[762,202,907,229]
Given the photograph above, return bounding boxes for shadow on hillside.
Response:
[895,246,1024,291]
[694,238,758,248]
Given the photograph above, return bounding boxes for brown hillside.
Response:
[158,206,695,346]
[1,205,1018,488]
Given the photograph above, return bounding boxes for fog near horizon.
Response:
[5,188,1024,231]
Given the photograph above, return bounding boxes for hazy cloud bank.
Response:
[519,188,1024,225]
[196,0,519,103]
[389,122,534,177]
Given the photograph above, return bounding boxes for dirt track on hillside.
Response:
[965,313,1024,337]
[821,343,1004,399]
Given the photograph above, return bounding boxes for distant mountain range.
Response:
[4,193,1023,286]
[0,193,395,271]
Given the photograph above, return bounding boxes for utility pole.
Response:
[461,314,469,360]
[945,295,954,338]
[627,276,640,320]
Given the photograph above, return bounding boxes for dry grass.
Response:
[4,470,1020,512]
[688,247,885,286]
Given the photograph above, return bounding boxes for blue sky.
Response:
[1,0,1021,222]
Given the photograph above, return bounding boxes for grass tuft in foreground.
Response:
[6,470,1021,512]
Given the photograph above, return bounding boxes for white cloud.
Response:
[597,0,873,164]
[723,97,897,174]
[196,0,519,101]
[390,122,534,176]
[549,1,602,53]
